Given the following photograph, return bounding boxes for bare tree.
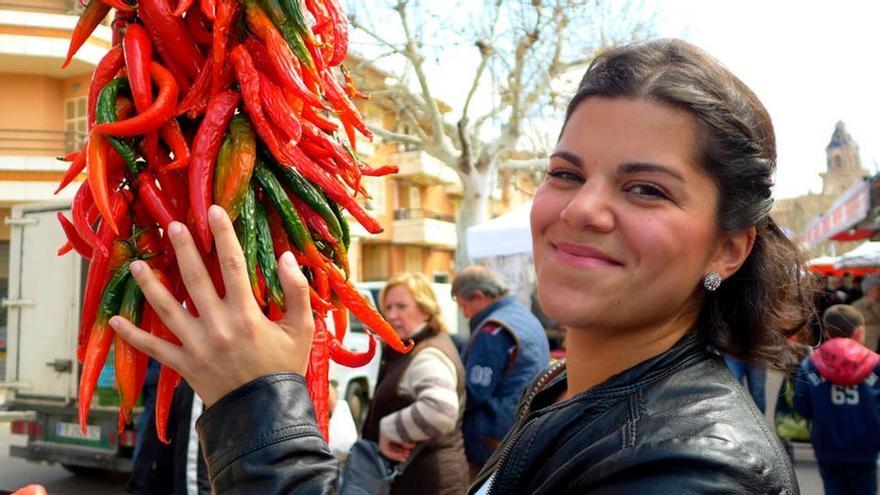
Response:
[348,0,654,266]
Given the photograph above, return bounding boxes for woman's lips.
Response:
[552,241,622,269]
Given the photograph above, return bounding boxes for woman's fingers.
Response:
[129,260,196,346]
[276,251,313,335]
[110,315,188,375]
[208,205,257,310]
[166,221,222,314]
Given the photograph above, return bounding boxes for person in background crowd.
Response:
[723,356,767,413]
[842,271,863,303]
[852,275,880,351]
[361,272,467,495]
[111,39,812,493]
[451,266,550,475]
[794,304,880,495]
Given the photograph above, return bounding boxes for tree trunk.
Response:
[455,166,493,271]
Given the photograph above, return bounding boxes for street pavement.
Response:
[0,372,871,494]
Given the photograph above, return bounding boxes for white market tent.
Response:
[834,241,880,269]
[465,200,533,259]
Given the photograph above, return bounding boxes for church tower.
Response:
[821,121,868,197]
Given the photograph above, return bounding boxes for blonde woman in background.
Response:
[360,272,468,494]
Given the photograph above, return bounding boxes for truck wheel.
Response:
[345,381,370,434]
[61,464,104,477]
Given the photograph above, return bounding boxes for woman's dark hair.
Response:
[564,39,813,370]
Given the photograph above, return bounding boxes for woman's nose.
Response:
[559,181,615,233]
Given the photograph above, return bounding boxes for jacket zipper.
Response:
[485,360,565,495]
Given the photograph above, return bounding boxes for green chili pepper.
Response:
[325,194,350,250]
[96,78,138,174]
[259,0,316,73]
[234,186,263,307]
[255,200,284,308]
[98,259,134,322]
[269,159,343,243]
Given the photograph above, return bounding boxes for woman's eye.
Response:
[546,169,583,183]
[628,183,669,200]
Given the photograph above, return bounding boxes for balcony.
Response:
[0,1,111,75]
[393,150,458,186]
[391,208,457,249]
[0,128,83,203]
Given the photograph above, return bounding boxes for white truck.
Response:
[2,200,385,473]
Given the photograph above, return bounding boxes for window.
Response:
[408,186,421,211]
[64,96,88,153]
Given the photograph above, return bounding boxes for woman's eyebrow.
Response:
[549,150,582,167]
[618,162,684,182]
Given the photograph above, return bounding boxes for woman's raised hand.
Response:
[109,205,315,407]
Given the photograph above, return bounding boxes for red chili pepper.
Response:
[340,65,368,100]
[62,0,111,69]
[122,23,153,115]
[56,212,93,258]
[172,0,194,16]
[137,171,178,230]
[322,0,348,67]
[176,56,213,119]
[259,74,303,144]
[139,1,194,91]
[329,331,376,368]
[139,0,204,80]
[87,130,118,235]
[148,269,183,443]
[290,193,338,250]
[200,0,216,20]
[283,146,383,234]
[332,299,347,340]
[359,162,399,177]
[56,148,87,194]
[211,0,239,96]
[159,120,191,170]
[94,62,180,137]
[110,8,134,47]
[322,71,372,142]
[244,3,325,109]
[328,266,413,353]
[307,316,330,441]
[115,276,145,427]
[87,46,125,130]
[302,104,338,133]
[189,90,240,253]
[184,5,214,46]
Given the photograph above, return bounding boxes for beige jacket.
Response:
[852,296,880,351]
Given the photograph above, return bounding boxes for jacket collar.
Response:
[540,331,708,406]
[469,295,516,332]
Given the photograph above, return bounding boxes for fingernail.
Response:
[209,205,223,221]
[168,222,183,237]
[109,316,121,329]
[281,251,297,267]
[130,260,144,275]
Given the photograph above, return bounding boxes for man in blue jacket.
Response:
[794,304,880,495]
[452,266,550,476]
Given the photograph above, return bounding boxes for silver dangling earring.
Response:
[703,271,722,291]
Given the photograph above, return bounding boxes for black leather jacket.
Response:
[196,332,798,494]
[470,332,799,494]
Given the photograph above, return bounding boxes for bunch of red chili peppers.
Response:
[59,0,410,443]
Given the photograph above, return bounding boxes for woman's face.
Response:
[383,284,430,338]
[531,97,724,335]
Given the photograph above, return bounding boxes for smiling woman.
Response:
[110,39,814,494]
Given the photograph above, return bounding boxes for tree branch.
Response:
[368,125,424,146]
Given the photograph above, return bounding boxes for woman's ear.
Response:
[710,226,757,280]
